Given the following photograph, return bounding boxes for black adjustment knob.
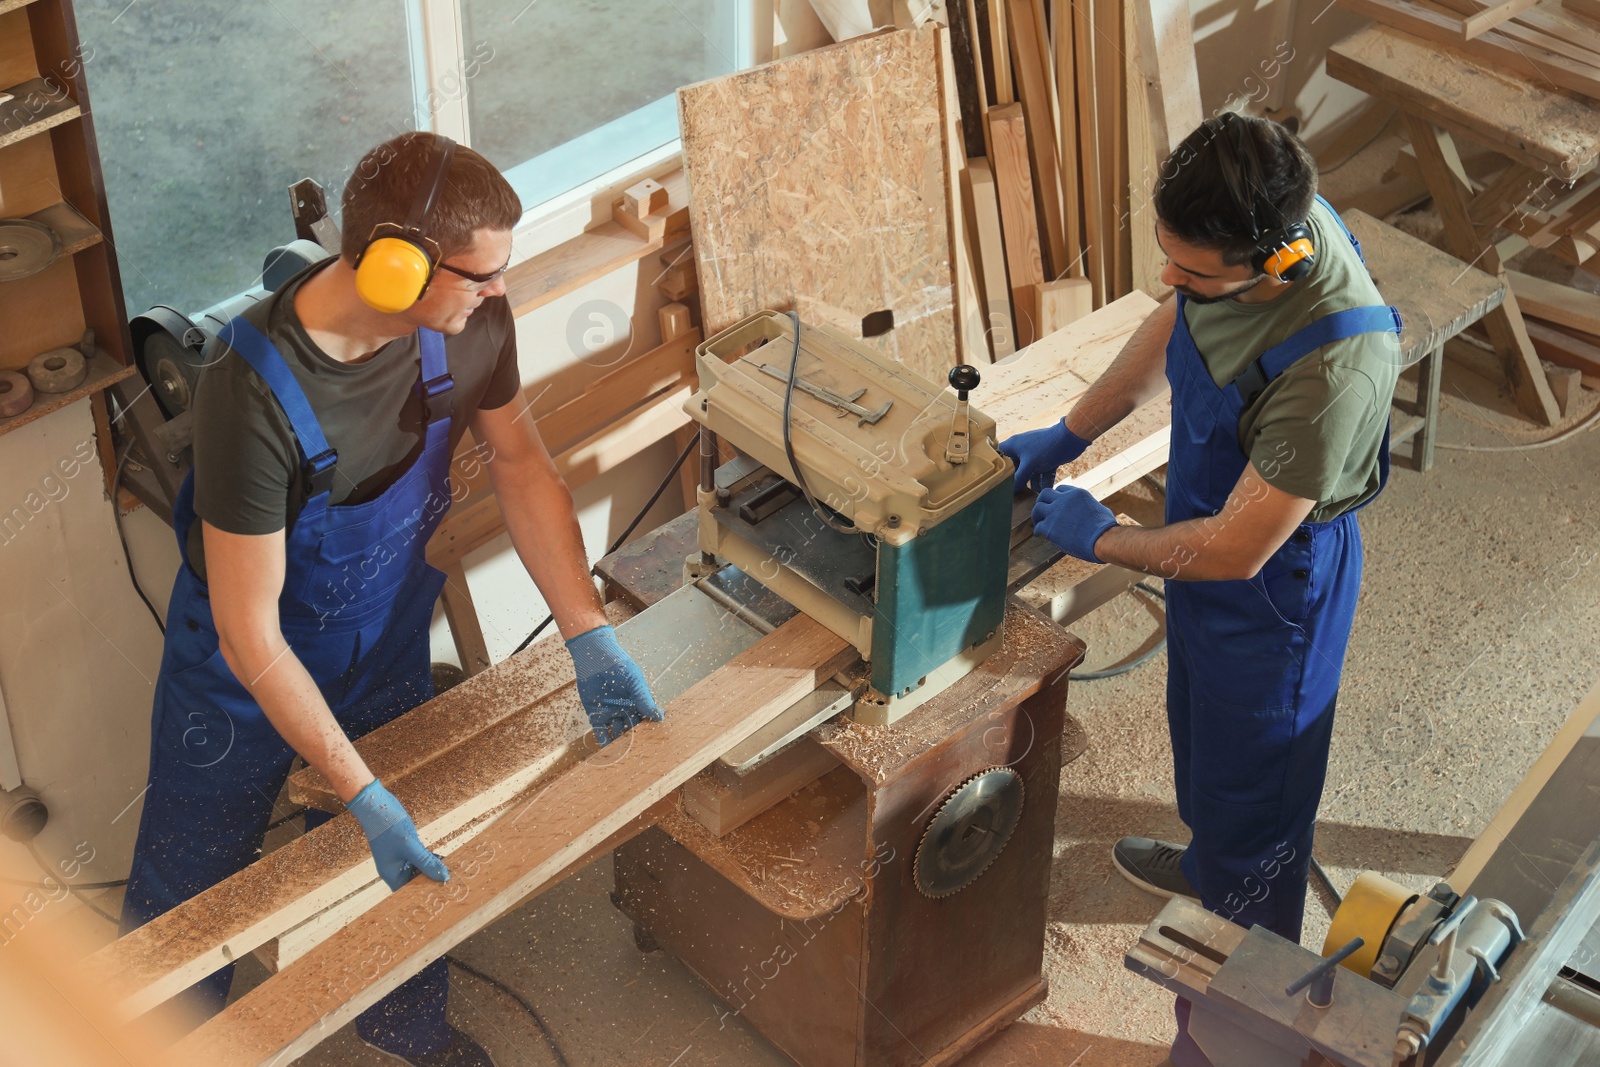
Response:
[948,364,981,400]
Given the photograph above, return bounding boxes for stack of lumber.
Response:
[940,0,1200,355]
[1333,0,1600,102]
[1507,271,1600,389]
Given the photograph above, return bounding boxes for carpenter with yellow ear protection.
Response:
[353,135,457,313]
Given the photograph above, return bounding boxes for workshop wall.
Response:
[0,399,167,884]
[1187,0,1374,149]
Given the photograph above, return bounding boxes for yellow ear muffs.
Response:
[355,235,435,314]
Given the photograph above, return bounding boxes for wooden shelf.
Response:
[0,0,46,13]
[0,351,136,439]
[0,77,80,151]
[0,199,101,268]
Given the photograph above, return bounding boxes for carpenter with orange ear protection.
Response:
[352,136,457,313]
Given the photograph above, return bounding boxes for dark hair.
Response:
[340,132,522,263]
[1154,113,1317,267]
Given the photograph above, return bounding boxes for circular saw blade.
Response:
[914,766,1025,899]
[0,218,60,282]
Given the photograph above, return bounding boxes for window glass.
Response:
[79,0,414,316]
[462,0,739,205]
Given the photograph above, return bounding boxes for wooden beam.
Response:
[1072,0,1107,304]
[1403,114,1561,425]
[1459,0,1541,39]
[1508,269,1600,336]
[988,102,1046,346]
[1334,0,1600,101]
[169,617,854,1067]
[965,158,1017,357]
[1005,0,1067,278]
[1525,318,1600,386]
[439,562,491,676]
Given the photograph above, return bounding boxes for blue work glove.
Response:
[997,419,1093,494]
[346,779,450,891]
[567,624,663,745]
[1031,485,1119,563]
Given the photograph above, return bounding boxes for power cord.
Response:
[781,311,860,536]
[512,432,699,655]
[1068,581,1168,681]
[25,841,119,926]
[445,954,571,1067]
[112,445,166,635]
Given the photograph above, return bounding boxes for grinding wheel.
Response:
[0,371,32,418]
[28,346,87,393]
[0,218,60,282]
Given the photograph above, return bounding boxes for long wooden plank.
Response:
[1567,0,1600,19]
[1326,25,1600,180]
[1509,269,1600,335]
[1334,0,1600,100]
[1072,0,1108,304]
[1048,0,1082,278]
[289,600,637,813]
[939,26,993,367]
[1525,318,1600,385]
[1459,0,1540,38]
[88,649,593,1017]
[988,102,1046,346]
[966,158,1018,357]
[979,290,1159,436]
[1005,0,1067,278]
[1449,680,1600,891]
[170,617,854,1067]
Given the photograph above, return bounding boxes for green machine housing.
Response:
[685,311,1015,724]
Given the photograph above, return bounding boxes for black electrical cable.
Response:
[1309,854,1344,910]
[445,954,572,1067]
[112,445,166,635]
[781,311,860,536]
[511,431,699,656]
[25,841,119,926]
[1068,581,1168,681]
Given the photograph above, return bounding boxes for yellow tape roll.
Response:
[1323,871,1413,977]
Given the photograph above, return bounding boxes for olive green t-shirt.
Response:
[1184,198,1402,523]
[186,259,521,581]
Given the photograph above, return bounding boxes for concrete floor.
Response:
[209,349,1597,1067]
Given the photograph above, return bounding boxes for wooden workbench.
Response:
[1328,22,1600,426]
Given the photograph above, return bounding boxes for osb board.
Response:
[679,26,965,383]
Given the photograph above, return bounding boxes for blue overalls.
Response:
[1162,205,1400,1065]
[121,318,457,1056]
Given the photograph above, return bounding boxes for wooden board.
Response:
[965,158,1017,357]
[1334,0,1600,100]
[1525,318,1600,385]
[1005,0,1067,278]
[1460,0,1541,37]
[987,102,1046,346]
[1509,270,1600,335]
[1038,276,1093,335]
[679,26,969,382]
[169,617,854,1067]
[1326,25,1600,181]
[978,290,1159,436]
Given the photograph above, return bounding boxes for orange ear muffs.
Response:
[355,232,436,313]
[1262,237,1316,282]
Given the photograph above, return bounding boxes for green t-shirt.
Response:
[1184,198,1401,523]
[186,260,521,581]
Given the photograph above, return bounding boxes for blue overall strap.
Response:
[218,317,340,496]
[417,328,453,424]
[1234,304,1403,405]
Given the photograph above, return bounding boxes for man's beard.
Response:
[1177,274,1266,304]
